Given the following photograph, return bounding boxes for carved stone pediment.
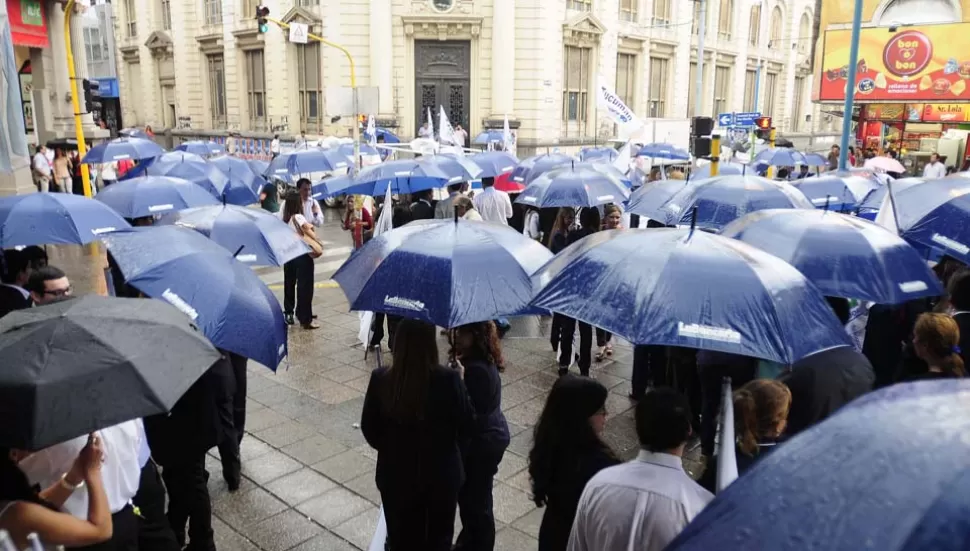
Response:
[119,44,140,63]
[563,13,605,46]
[402,14,482,40]
[144,31,173,57]
[280,6,321,33]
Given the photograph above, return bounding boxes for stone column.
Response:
[369,0,394,117]
[490,0,514,119]
[68,6,95,129]
[47,5,74,134]
[0,0,35,195]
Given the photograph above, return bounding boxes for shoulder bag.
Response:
[291,218,324,259]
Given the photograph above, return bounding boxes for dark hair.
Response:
[734,380,791,456]
[296,178,312,189]
[0,452,55,510]
[25,265,66,294]
[447,183,462,193]
[634,388,692,452]
[391,205,413,229]
[778,168,790,179]
[578,207,600,231]
[0,249,29,284]
[547,207,575,248]
[529,376,616,507]
[481,176,495,188]
[914,313,965,377]
[825,296,851,325]
[20,246,48,269]
[383,319,440,420]
[281,191,303,224]
[452,321,504,372]
[948,269,970,312]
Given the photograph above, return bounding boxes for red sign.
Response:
[883,31,933,78]
[6,0,49,49]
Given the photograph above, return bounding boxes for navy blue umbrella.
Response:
[209,154,270,196]
[530,228,851,364]
[133,154,259,206]
[355,159,458,194]
[688,162,758,180]
[95,176,221,218]
[266,149,351,181]
[636,143,691,161]
[332,219,553,328]
[510,153,576,184]
[893,177,970,264]
[81,137,165,164]
[0,193,131,247]
[720,209,943,304]
[157,205,310,266]
[120,151,205,180]
[791,173,880,211]
[175,140,225,157]
[101,226,287,370]
[421,154,483,182]
[624,179,690,222]
[754,147,806,166]
[579,147,619,163]
[515,164,630,208]
[311,174,356,200]
[801,152,829,167]
[468,151,518,178]
[667,380,970,551]
[247,159,270,178]
[858,178,924,218]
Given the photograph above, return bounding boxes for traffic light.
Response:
[255,5,269,33]
[689,116,714,158]
[81,79,100,114]
[754,116,773,141]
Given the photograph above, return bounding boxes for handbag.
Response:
[292,218,324,259]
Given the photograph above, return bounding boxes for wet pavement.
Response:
[49,210,704,551]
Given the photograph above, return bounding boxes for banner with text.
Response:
[597,78,644,138]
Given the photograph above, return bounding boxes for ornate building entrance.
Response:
[414,40,470,135]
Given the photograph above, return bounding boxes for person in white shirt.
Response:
[472,177,513,225]
[523,206,542,241]
[454,125,469,148]
[294,130,309,150]
[454,196,483,221]
[270,134,281,159]
[32,145,52,192]
[923,152,947,179]
[418,122,433,139]
[277,178,324,227]
[568,388,714,551]
[99,161,118,189]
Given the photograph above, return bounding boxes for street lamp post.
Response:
[838,0,864,170]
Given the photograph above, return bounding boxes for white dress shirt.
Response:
[463,209,484,221]
[923,161,946,179]
[270,138,281,154]
[278,196,323,226]
[567,450,714,551]
[32,152,51,176]
[19,420,146,518]
[472,187,513,225]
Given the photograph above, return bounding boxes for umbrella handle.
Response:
[232,245,245,258]
[688,206,698,237]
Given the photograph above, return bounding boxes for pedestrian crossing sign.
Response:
[289,22,308,44]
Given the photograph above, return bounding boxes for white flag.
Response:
[597,77,645,139]
[874,184,899,235]
[427,107,434,138]
[438,106,458,146]
[502,114,513,153]
[613,142,632,175]
[366,115,377,147]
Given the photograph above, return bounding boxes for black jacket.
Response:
[361,365,475,497]
[538,447,620,551]
[698,441,781,493]
[0,285,30,318]
[409,199,434,221]
[461,358,509,461]
[782,347,874,437]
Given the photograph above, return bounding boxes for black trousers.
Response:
[558,317,592,375]
[218,354,248,478]
[550,313,565,351]
[283,253,314,325]
[454,451,504,551]
[596,328,611,348]
[162,454,214,551]
[370,312,403,350]
[69,504,138,551]
[382,491,458,551]
[631,345,667,398]
[132,461,181,551]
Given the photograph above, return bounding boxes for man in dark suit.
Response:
[0,249,33,318]
[409,189,435,220]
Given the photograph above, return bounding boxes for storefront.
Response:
[7,0,48,145]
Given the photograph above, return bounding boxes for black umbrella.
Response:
[0,295,221,450]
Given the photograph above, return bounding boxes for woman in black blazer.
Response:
[361,319,475,551]
[451,321,510,551]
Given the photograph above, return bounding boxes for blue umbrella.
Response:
[118,127,149,139]
[625,179,690,222]
[801,152,829,167]
[515,164,630,208]
[0,193,131,247]
[791,173,880,211]
[584,162,633,188]
[247,159,270,178]
[891,177,970,264]
[472,130,504,144]
[120,150,204,180]
[374,127,400,144]
[720,209,943,304]
[266,149,350,180]
[137,155,258,206]
[101,226,287,370]
[859,178,924,213]
[175,140,225,157]
[209,154,270,196]
[636,175,814,231]
[354,159,458,194]
[636,143,691,160]
[332,219,553,327]
[421,154,483,182]
[689,162,757,180]
[311,174,356,200]
[95,176,221,218]
[81,137,165,164]
[510,153,576,184]
[579,147,619,163]
[530,228,851,364]
[333,142,380,164]
[468,151,518,178]
[667,380,970,551]
[157,205,309,266]
[754,147,807,166]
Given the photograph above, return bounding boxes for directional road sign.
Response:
[734,112,763,128]
[717,113,734,127]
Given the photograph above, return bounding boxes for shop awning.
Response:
[6,0,49,49]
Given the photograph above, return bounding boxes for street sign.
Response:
[717,113,734,127]
[729,128,749,142]
[734,112,763,128]
[288,22,309,44]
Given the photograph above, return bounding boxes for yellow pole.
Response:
[63,0,93,197]
[766,128,776,179]
[710,134,720,177]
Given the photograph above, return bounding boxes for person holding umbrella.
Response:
[557,207,601,376]
[281,191,321,329]
[547,208,576,354]
[0,249,33,318]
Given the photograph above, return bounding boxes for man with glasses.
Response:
[25,265,72,305]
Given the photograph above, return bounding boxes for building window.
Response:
[431,0,454,11]
[206,54,227,128]
[297,42,323,129]
[83,27,106,63]
[567,0,591,11]
[749,4,761,46]
[298,0,319,6]
[743,69,757,112]
[763,71,778,119]
[652,0,670,24]
[687,62,697,117]
[792,76,805,131]
[160,0,172,30]
[245,49,266,130]
[204,0,222,25]
[797,13,811,53]
[619,0,637,22]
[125,0,137,37]
[616,53,636,107]
[769,6,783,45]
[718,0,732,40]
[713,66,730,116]
[648,56,669,117]
[562,45,590,123]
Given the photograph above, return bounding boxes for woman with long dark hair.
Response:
[557,207,601,376]
[528,376,619,551]
[281,191,319,329]
[546,208,575,355]
[451,321,510,551]
[0,434,112,548]
[360,319,474,550]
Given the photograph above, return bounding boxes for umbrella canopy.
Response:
[0,193,130,247]
[209,154,270,196]
[632,175,814,231]
[510,153,577,184]
[689,162,756,180]
[118,127,150,139]
[355,159,458,194]
[0,295,220,450]
[468,151,518,179]
[472,130,504,144]
[175,140,225,157]
[801,152,829,167]
[494,172,525,193]
[332,142,381,164]
[859,178,923,213]
[81,137,165,164]
[266,149,351,180]
[121,150,204,179]
[101,226,288,370]
[667,380,970,551]
[583,162,633,188]
[135,155,258,205]
[636,143,691,161]
[754,147,807,166]
[530,228,851,364]
[891,177,970,264]
[247,159,270,178]
[864,156,906,173]
[579,147,619,163]
[157,205,310,266]
[332,219,553,328]
[515,164,630,208]
[420,154,483,182]
[95,176,221,218]
[624,179,690,222]
[311,174,356,200]
[791,174,881,210]
[374,127,401,144]
[720,209,943,304]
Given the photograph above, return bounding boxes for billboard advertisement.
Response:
[820,23,970,102]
